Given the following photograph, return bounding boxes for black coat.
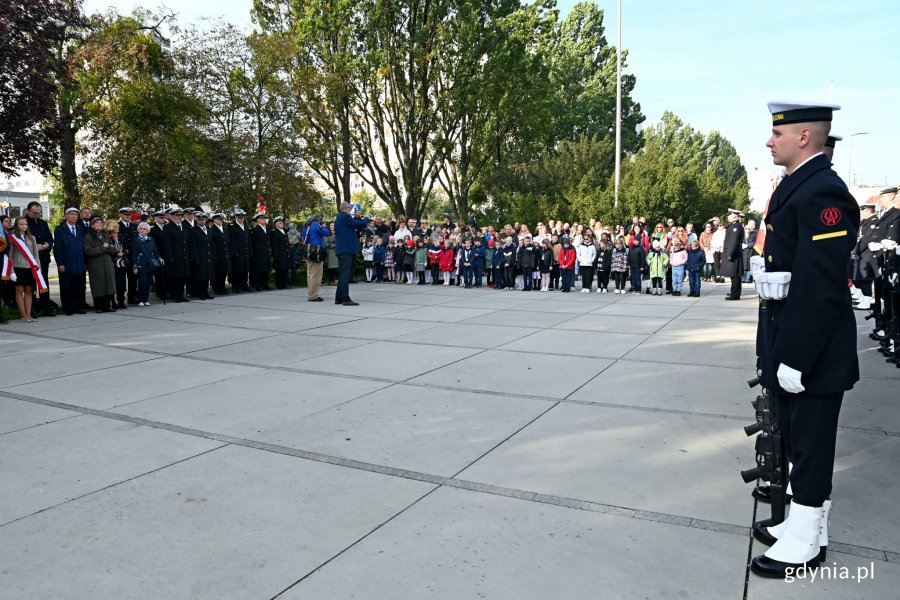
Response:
[595,248,612,272]
[756,154,860,396]
[249,225,271,272]
[874,207,900,273]
[228,223,251,273]
[25,216,53,264]
[270,227,290,270]
[211,225,231,275]
[852,215,879,281]
[719,219,745,278]
[161,221,192,278]
[190,226,216,280]
[149,223,166,255]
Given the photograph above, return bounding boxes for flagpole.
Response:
[614,0,622,208]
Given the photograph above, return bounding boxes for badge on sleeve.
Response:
[820,207,841,226]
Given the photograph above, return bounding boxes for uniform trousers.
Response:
[58,272,86,313]
[776,392,843,507]
[335,253,355,303]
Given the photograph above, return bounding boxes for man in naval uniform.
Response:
[228,209,252,293]
[720,209,745,300]
[749,102,860,578]
[870,187,900,345]
[851,198,879,309]
[822,134,841,162]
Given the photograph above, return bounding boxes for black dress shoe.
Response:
[75,309,87,314]
[752,519,779,546]
[750,554,820,579]
[342,300,359,306]
[752,484,792,504]
[42,311,56,318]
[725,296,740,301]
[308,297,324,302]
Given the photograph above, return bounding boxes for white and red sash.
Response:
[8,234,48,292]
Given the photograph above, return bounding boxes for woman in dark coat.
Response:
[131,221,163,305]
[83,216,118,312]
[269,216,290,289]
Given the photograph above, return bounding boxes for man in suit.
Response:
[117,207,138,304]
[25,201,55,317]
[53,208,87,315]
[78,207,93,233]
[209,213,231,294]
[149,210,168,300]
[720,209,745,299]
[334,202,370,305]
[161,208,191,302]
[228,209,251,292]
[749,102,860,579]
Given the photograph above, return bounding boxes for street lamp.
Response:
[848,131,869,185]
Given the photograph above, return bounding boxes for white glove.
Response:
[869,242,883,252]
[9,271,16,283]
[882,239,898,251]
[750,255,765,277]
[891,273,899,285]
[777,363,805,394]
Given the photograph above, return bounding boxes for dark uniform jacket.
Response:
[228,223,251,273]
[211,225,231,275]
[873,207,900,273]
[149,223,166,257]
[190,226,216,280]
[757,153,860,396]
[719,219,745,278]
[118,220,136,265]
[249,225,272,272]
[852,214,880,281]
[162,221,192,278]
[270,227,290,270]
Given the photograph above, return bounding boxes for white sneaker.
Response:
[443,281,449,286]
[144,301,151,306]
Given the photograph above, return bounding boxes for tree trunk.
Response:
[58,99,79,208]
[339,94,351,210]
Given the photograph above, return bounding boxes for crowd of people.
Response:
[1,198,758,321]
[316,209,755,303]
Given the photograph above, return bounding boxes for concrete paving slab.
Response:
[37,319,278,355]
[679,303,761,323]
[499,329,648,359]
[0,312,136,334]
[569,361,757,418]
[554,313,670,335]
[624,334,757,369]
[0,396,78,435]
[746,548,900,599]
[0,345,150,387]
[299,340,480,381]
[439,294,545,310]
[0,444,433,600]
[397,323,540,349]
[184,333,373,368]
[260,384,551,476]
[458,402,756,525]
[460,309,578,329]
[149,306,359,333]
[591,302,687,318]
[655,317,759,340]
[0,331,82,357]
[115,371,388,438]
[0,414,221,524]
[387,305,497,323]
[5,356,260,410]
[841,377,900,434]
[280,486,748,600]
[410,350,613,399]
[829,431,900,553]
[308,317,441,341]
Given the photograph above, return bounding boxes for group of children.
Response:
[359,232,710,296]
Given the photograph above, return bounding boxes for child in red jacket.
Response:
[558,237,577,292]
[439,240,455,285]
[428,238,443,285]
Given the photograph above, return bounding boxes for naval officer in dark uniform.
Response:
[720,209,745,300]
[851,198,879,306]
[749,102,860,578]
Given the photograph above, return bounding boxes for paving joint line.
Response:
[0,389,893,564]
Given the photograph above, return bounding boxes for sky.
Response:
[82,0,900,191]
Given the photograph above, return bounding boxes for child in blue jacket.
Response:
[686,239,706,297]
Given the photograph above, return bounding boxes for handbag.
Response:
[305,243,326,262]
